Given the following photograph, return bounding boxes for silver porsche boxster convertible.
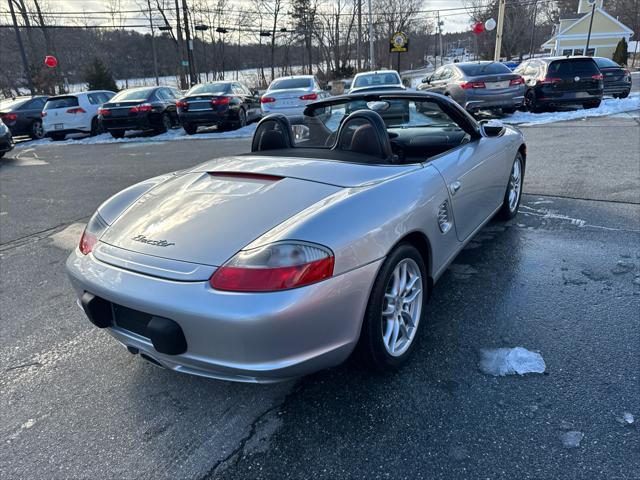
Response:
[66,91,525,383]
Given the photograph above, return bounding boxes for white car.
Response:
[42,90,116,141]
[260,75,329,117]
[350,70,405,93]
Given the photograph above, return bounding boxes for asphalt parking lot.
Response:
[1,112,639,479]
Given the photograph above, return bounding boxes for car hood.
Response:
[99,156,418,266]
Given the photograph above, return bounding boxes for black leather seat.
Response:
[333,110,394,162]
[251,114,294,152]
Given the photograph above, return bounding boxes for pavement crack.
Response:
[5,361,42,372]
[0,216,90,252]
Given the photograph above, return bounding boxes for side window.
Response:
[156,88,169,100]
[513,62,527,75]
[87,93,101,105]
[102,92,115,102]
[441,67,453,80]
[432,68,444,81]
[562,49,572,56]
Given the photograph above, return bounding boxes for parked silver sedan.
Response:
[261,75,329,117]
[67,91,526,383]
[418,61,525,113]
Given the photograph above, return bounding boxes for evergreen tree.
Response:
[84,57,118,91]
[612,38,628,65]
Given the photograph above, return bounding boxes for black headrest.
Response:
[251,114,294,152]
[333,110,394,161]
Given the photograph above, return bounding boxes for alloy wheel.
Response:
[381,258,423,357]
[32,120,44,139]
[508,157,522,212]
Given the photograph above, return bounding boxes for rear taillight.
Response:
[41,111,47,117]
[97,108,110,116]
[261,96,276,104]
[509,77,524,86]
[539,77,562,85]
[130,103,153,113]
[591,73,603,80]
[1,113,17,121]
[79,212,109,255]
[176,100,188,108]
[209,242,334,292]
[299,93,318,101]
[460,81,485,89]
[66,107,86,114]
[211,97,231,106]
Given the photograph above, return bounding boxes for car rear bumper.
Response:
[178,109,233,126]
[102,115,154,131]
[464,93,525,111]
[536,89,603,105]
[261,104,306,117]
[0,132,14,153]
[603,81,631,96]
[66,248,380,383]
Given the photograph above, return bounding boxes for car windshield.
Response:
[548,59,599,76]
[457,62,511,76]
[44,96,79,110]
[290,98,463,148]
[186,83,230,95]
[111,88,155,102]
[353,73,401,88]
[0,98,28,111]
[594,57,620,68]
[269,78,312,90]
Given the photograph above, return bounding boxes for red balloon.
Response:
[472,22,485,35]
[44,55,58,68]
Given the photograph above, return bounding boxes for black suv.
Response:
[514,57,603,112]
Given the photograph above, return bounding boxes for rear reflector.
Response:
[130,103,153,112]
[300,93,318,101]
[261,97,276,104]
[98,108,110,116]
[176,100,188,108]
[539,77,562,85]
[66,107,86,114]
[509,77,524,86]
[209,172,283,182]
[460,81,485,89]
[211,97,231,105]
[591,73,603,80]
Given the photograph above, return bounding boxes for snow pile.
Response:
[479,347,546,376]
[505,92,639,126]
[15,123,258,149]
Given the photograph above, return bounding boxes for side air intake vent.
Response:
[438,200,452,234]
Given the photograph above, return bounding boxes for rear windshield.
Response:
[269,78,312,90]
[0,98,28,111]
[353,73,401,88]
[457,62,511,76]
[44,96,79,110]
[594,57,620,68]
[548,59,599,76]
[186,83,230,96]
[110,88,155,102]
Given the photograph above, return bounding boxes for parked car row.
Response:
[418,56,632,114]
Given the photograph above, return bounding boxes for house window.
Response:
[562,49,572,56]
[573,48,584,55]
[586,48,596,56]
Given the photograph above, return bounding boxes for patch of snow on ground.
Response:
[15,123,258,149]
[505,93,639,126]
[560,431,584,449]
[479,347,546,376]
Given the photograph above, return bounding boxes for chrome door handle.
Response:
[450,181,461,195]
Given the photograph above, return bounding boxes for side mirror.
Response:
[480,119,505,137]
[422,76,431,84]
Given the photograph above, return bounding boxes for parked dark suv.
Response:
[514,57,603,112]
[98,86,183,138]
[593,57,631,98]
[0,96,48,139]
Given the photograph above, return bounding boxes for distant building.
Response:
[541,0,633,59]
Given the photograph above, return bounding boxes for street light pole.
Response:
[367,0,374,68]
[7,0,34,95]
[357,0,362,71]
[494,0,506,61]
[528,0,538,59]
[181,0,197,85]
[585,2,596,55]
[147,0,159,85]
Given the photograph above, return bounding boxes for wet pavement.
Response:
[1,115,638,479]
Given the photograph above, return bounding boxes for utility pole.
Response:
[493,0,506,61]
[181,0,197,85]
[529,0,538,59]
[438,14,444,67]
[147,0,159,85]
[8,0,34,95]
[357,0,362,71]
[584,1,596,55]
[367,0,374,69]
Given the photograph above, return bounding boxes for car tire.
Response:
[155,113,172,134]
[619,90,629,99]
[89,117,103,136]
[525,90,543,113]
[183,123,198,135]
[109,130,125,139]
[356,243,427,372]
[30,120,44,140]
[231,108,247,130]
[49,133,66,141]
[583,100,601,109]
[496,152,525,221]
